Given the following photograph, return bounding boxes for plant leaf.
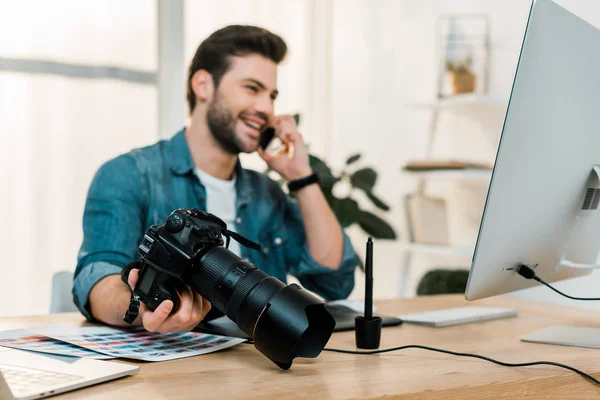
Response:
[309,154,340,192]
[309,154,332,175]
[350,168,377,192]
[345,153,361,165]
[329,197,360,228]
[357,210,397,239]
[365,191,390,211]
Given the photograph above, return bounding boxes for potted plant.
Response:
[308,153,397,240]
[265,152,396,240]
[445,56,476,95]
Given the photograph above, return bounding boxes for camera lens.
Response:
[188,246,278,329]
[187,245,335,369]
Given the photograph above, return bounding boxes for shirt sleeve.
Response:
[72,154,146,321]
[283,194,361,301]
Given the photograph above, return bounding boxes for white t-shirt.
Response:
[194,168,241,257]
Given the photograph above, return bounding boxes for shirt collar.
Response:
[166,128,253,207]
[166,128,196,176]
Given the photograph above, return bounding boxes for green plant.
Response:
[265,153,396,239]
[445,56,473,74]
[416,269,469,295]
[307,153,397,240]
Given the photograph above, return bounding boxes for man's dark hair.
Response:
[187,25,288,114]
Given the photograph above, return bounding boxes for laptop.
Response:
[0,346,139,400]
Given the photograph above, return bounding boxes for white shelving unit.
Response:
[398,94,506,298]
[408,93,507,111]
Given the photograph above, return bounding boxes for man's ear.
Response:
[191,70,214,104]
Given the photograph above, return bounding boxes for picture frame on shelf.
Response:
[436,14,491,98]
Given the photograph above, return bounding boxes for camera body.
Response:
[131,208,228,315]
[123,208,335,369]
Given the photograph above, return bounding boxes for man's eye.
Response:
[246,86,259,93]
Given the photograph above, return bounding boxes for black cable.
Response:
[243,340,600,386]
[518,264,600,301]
[322,345,600,386]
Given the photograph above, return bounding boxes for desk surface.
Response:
[2,295,600,399]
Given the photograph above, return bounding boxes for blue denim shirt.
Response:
[72,129,360,320]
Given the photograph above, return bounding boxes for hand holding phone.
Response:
[259,114,300,155]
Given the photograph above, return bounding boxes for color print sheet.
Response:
[0,329,113,359]
[34,325,246,362]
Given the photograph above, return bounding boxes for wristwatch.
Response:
[287,171,320,193]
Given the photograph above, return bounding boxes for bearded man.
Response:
[72,25,360,333]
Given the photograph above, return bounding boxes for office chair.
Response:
[50,271,78,313]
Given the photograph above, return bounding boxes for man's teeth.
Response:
[242,119,262,130]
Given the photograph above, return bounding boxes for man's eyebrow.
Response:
[243,78,279,96]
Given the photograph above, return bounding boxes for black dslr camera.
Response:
[121,208,335,369]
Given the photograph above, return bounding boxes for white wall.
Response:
[0,1,158,316]
[3,0,600,315]
[332,0,600,305]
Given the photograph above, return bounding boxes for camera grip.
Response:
[142,284,183,316]
[121,261,142,286]
[168,289,182,316]
[124,262,183,317]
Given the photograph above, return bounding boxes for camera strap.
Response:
[225,230,261,252]
[121,261,142,324]
[123,292,141,324]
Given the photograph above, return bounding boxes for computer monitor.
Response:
[465,0,600,345]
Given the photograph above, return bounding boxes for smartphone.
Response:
[259,114,300,155]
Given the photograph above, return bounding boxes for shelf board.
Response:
[408,94,507,111]
[400,242,475,257]
[403,168,492,181]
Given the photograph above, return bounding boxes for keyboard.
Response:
[0,364,82,396]
[398,306,517,327]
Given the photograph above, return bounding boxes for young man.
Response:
[72,25,360,333]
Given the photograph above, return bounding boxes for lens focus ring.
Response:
[196,247,240,293]
[226,269,266,323]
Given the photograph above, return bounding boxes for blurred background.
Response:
[2,0,600,316]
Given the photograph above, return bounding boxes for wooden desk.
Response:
[2,295,600,399]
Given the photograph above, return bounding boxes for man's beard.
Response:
[206,93,247,155]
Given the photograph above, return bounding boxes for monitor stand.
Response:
[519,166,600,349]
[521,326,600,349]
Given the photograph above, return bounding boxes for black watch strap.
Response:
[287,172,319,192]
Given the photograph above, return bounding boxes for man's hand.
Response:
[127,269,212,333]
[258,114,312,181]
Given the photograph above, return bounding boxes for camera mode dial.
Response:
[166,213,185,233]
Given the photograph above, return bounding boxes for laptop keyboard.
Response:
[0,364,82,396]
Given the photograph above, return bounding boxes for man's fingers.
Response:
[181,296,212,332]
[142,300,173,332]
[139,287,213,333]
[173,286,194,326]
[257,147,274,162]
[127,268,139,290]
[193,294,211,321]
[285,130,303,146]
[152,286,194,332]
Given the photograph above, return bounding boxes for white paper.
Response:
[0,328,112,359]
[34,325,246,362]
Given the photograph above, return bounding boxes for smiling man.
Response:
[72,25,360,333]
